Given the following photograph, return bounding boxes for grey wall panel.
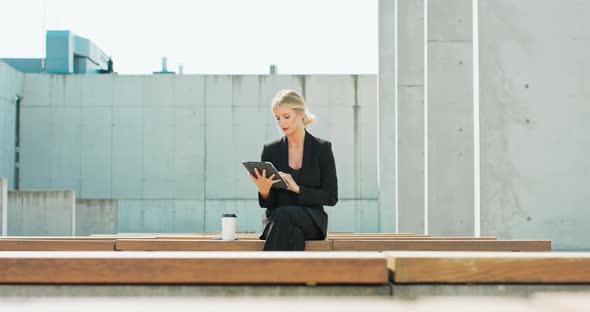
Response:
[204,199,262,233]
[50,107,81,192]
[428,0,472,42]
[427,0,474,236]
[80,107,112,198]
[8,190,75,236]
[0,62,21,189]
[357,76,379,199]
[19,106,52,189]
[479,0,590,249]
[141,200,175,232]
[0,177,6,235]
[75,199,117,236]
[142,107,174,199]
[398,0,425,234]
[19,74,379,234]
[398,86,425,233]
[116,199,143,233]
[427,42,474,236]
[111,107,143,198]
[378,0,397,232]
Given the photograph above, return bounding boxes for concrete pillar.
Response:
[0,177,6,236]
[427,0,474,236]
[479,0,590,250]
[378,0,397,232]
[397,0,425,234]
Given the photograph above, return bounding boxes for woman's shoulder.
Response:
[263,137,283,151]
[308,132,332,148]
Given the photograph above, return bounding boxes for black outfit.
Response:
[258,130,338,251]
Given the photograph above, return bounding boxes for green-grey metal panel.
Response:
[357,76,379,199]
[204,200,261,233]
[174,107,205,200]
[80,75,113,107]
[325,200,356,232]
[142,199,174,232]
[116,200,143,233]
[49,107,81,193]
[75,199,117,236]
[205,106,234,199]
[80,107,112,198]
[142,107,174,199]
[111,107,143,198]
[172,200,205,233]
[21,74,49,107]
[19,107,52,189]
[358,200,380,233]
[204,75,232,107]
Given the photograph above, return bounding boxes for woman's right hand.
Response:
[249,168,281,195]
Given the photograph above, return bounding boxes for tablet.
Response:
[242,161,289,189]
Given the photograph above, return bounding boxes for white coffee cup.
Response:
[221,213,237,241]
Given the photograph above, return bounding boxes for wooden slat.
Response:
[115,239,331,251]
[327,236,497,241]
[0,236,142,240]
[0,240,115,251]
[385,251,590,283]
[333,240,551,251]
[0,251,387,284]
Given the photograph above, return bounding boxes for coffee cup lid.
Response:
[222,213,237,218]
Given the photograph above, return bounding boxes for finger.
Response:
[248,174,257,182]
[262,169,267,178]
[269,174,276,179]
[254,168,261,178]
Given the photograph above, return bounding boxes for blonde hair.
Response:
[272,89,315,126]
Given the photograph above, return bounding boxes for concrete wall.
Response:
[7,190,75,236]
[378,0,397,232]
[0,178,6,235]
[18,74,379,233]
[76,199,117,236]
[479,0,590,250]
[0,61,23,190]
[427,0,474,236]
[397,0,425,234]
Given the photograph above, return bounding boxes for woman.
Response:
[248,89,338,251]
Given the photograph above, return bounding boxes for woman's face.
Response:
[273,105,304,135]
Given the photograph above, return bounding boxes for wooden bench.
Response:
[115,239,332,251]
[0,251,387,284]
[385,251,590,283]
[333,240,551,251]
[327,236,497,241]
[0,240,115,251]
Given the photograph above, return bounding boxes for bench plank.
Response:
[385,251,590,283]
[0,240,115,251]
[115,239,331,251]
[333,240,550,251]
[0,251,387,284]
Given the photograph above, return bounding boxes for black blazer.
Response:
[258,130,338,238]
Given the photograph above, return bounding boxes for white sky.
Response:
[0,0,378,74]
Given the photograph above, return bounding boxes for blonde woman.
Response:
[248,89,338,251]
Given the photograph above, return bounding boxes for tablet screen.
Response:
[242,161,289,189]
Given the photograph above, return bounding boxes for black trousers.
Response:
[263,205,324,251]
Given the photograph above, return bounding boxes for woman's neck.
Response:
[287,127,305,147]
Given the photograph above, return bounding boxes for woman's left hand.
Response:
[278,172,300,194]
